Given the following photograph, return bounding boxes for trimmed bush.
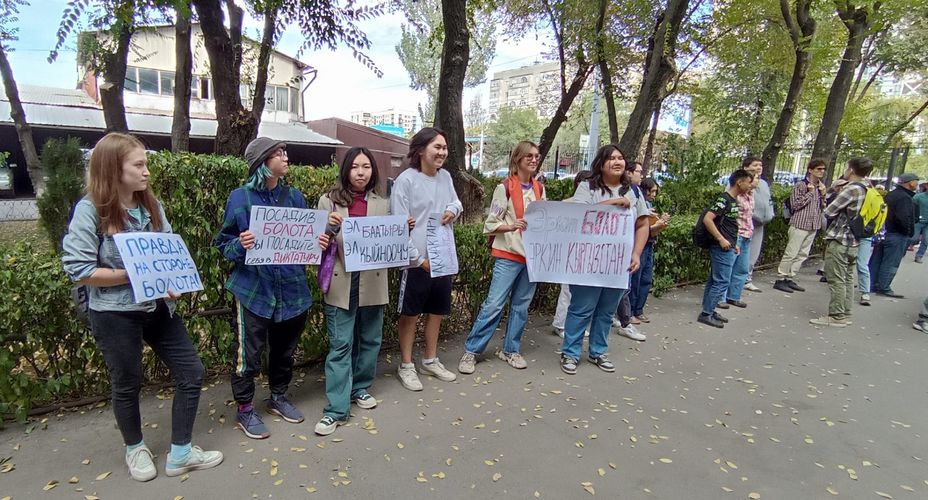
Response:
[37,137,86,252]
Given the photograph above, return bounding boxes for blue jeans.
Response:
[562,285,624,361]
[726,236,752,302]
[856,238,872,295]
[464,258,537,355]
[869,232,908,293]
[912,222,928,258]
[629,241,655,317]
[702,245,737,315]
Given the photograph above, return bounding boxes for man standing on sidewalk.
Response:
[773,159,827,293]
[810,158,873,327]
[743,157,774,293]
[909,183,928,263]
[869,172,919,298]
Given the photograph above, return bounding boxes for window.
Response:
[276,86,289,112]
[199,77,210,100]
[160,71,175,96]
[191,76,199,98]
[124,67,138,93]
[289,87,299,114]
[138,68,159,94]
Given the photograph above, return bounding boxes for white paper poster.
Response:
[342,215,410,272]
[522,201,635,289]
[425,213,459,278]
[113,232,204,303]
[245,206,328,266]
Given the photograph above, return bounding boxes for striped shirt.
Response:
[823,182,867,247]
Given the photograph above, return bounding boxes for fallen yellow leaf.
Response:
[875,492,893,499]
[43,480,58,491]
[659,458,673,464]
[95,471,111,481]
[748,493,760,499]
[492,472,502,482]
[826,485,838,495]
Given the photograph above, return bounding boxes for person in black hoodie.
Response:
[869,172,920,298]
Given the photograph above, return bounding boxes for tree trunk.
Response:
[761,0,816,181]
[249,4,277,121]
[642,104,662,174]
[537,61,593,164]
[618,0,689,159]
[171,6,192,152]
[193,0,254,155]
[0,41,43,195]
[434,0,482,220]
[595,0,618,144]
[99,18,132,133]
[813,3,876,181]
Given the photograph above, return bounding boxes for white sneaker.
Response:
[496,351,527,369]
[314,415,344,436]
[419,359,457,382]
[612,317,623,328]
[165,446,223,477]
[458,352,476,374]
[552,326,565,338]
[398,363,423,391]
[743,282,762,292]
[617,324,647,341]
[126,444,156,482]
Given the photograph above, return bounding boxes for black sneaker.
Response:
[697,313,724,328]
[773,279,795,293]
[786,280,806,292]
[712,312,729,323]
[588,355,616,372]
[560,355,578,375]
[876,290,905,299]
[716,301,730,309]
[726,299,747,308]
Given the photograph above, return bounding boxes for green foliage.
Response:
[36,137,86,252]
[484,107,544,169]
[0,151,9,167]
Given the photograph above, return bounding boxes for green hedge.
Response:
[0,154,803,420]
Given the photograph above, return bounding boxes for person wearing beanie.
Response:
[214,137,334,439]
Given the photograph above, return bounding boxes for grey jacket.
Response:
[62,197,175,314]
[752,179,775,225]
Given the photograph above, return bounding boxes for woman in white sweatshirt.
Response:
[390,127,463,391]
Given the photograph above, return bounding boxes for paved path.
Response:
[3,259,928,500]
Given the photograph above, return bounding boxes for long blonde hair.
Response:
[508,141,539,176]
[87,132,163,235]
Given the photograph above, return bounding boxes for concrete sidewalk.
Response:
[2,259,928,499]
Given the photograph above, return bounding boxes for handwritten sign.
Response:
[523,201,635,289]
[245,206,328,266]
[113,232,204,303]
[342,215,410,272]
[426,213,459,278]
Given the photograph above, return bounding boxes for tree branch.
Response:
[882,97,928,148]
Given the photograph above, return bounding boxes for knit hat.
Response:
[244,137,286,178]
[898,172,920,184]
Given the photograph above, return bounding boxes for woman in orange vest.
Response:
[458,141,546,374]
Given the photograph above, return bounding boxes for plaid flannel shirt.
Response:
[823,182,866,247]
[214,183,312,321]
[788,178,825,231]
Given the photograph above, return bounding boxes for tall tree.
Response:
[394,0,496,127]
[761,0,817,180]
[171,1,192,152]
[0,0,43,194]
[812,0,880,179]
[618,0,690,160]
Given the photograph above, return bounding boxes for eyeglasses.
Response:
[812,167,826,171]
[273,149,288,158]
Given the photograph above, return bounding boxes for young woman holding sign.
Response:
[560,145,650,375]
[214,137,336,439]
[458,141,546,374]
[314,147,415,435]
[62,133,222,481]
[390,127,463,391]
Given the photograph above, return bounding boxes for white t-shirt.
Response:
[390,167,463,267]
[572,180,649,220]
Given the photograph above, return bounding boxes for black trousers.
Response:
[231,301,307,404]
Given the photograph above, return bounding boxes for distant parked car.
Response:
[0,167,13,198]
[773,171,803,186]
[491,168,509,178]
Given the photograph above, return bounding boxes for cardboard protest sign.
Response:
[522,201,635,289]
[342,215,410,272]
[425,213,459,278]
[113,232,203,303]
[245,206,328,265]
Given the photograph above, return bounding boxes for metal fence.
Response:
[0,198,39,221]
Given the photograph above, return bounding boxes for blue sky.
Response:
[6,1,549,120]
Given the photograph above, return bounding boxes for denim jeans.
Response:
[912,222,928,258]
[856,238,872,295]
[323,278,384,421]
[869,232,908,293]
[629,241,655,317]
[562,285,624,361]
[90,301,204,446]
[702,245,737,315]
[725,236,752,302]
[464,258,537,355]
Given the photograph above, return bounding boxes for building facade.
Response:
[349,108,419,136]
[487,62,560,119]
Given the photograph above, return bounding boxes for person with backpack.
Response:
[810,158,875,327]
[773,159,827,293]
[742,157,774,293]
[869,172,919,298]
[215,137,333,439]
[696,169,755,328]
[910,185,928,263]
[458,141,546,374]
[62,133,223,481]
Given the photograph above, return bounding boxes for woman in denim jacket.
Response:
[62,133,222,482]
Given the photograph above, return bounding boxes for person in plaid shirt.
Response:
[810,158,874,327]
[774,158,828,293]
[215,137,334,439]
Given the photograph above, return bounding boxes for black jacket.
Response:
[884,185,916,237]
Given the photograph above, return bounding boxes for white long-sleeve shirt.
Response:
[390,167,463,267]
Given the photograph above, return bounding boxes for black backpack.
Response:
[692,209,712,249]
